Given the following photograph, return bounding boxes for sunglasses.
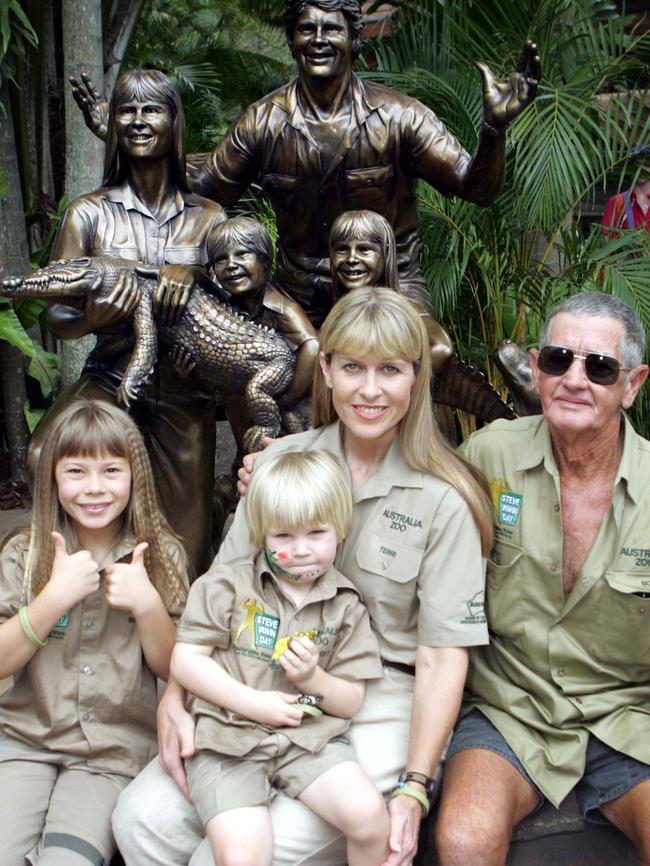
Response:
[537,345,630,386]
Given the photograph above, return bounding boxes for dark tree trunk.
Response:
[0,81,31,485]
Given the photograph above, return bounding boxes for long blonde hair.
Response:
[312,288,493,553]
[24,399,187,605]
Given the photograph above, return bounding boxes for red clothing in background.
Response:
[602,190,650,236]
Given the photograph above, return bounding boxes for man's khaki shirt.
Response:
[0,533,188,778]
[217,423,488,664]
[461,415,650,806]
[177,552,382,755]
[200,74,472,319]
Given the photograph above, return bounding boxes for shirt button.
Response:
[82,665,93,676]
[556,668,565,676]
[81,712,91,721]
[550,564,558,573]
[151,229,158,237]
[639,607,646,613]
[84,621,94,630]
[554,504,560,512]
[575,697,583,704]
[380,562,388,571]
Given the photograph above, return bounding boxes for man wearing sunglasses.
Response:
[436,291,650,866]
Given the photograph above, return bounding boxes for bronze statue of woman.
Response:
[30,69,226,575]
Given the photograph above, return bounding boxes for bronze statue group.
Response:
[2,3,650,866]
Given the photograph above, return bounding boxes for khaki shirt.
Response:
[0,533,188,778]
[217,423,488,664]
[53,183,226,269]
[199,74,474,319]
[177,552,382,755]
[461,415,650,806]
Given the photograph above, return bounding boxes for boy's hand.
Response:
[249,690,304,727]
[48,531,100,607]
[278,637,319,688]
[105,543,157,616]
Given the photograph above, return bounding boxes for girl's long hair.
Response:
[312,287,494,553]
[24,399,187,605]
[103,68,188,191]
[329,210,398,294]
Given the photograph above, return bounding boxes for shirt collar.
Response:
[271,73,383,138]
[515,412,640,502]
[313,421,423,502]
[254,549,356,606]
[104,182,193,224]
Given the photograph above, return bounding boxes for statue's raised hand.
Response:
[69,72,109,141]
[477,41,541,128]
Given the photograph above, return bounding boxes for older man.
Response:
[436,292,650,865]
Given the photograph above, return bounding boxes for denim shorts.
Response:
[447,710,650,821]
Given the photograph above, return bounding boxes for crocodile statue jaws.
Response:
[1,256,297,451]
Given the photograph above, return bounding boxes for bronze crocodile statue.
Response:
[1,256,297,451]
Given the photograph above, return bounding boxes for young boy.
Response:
[211,216,319,426]
[171,451,389,866]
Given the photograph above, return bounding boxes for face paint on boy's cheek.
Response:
[265,547,302,581]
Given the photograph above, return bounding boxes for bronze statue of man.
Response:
[73,0,540,326]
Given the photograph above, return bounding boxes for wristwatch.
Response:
[398,770,436,800]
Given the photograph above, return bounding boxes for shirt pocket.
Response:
[595,571,650,668]
[100,245,138,261]
[486,540,524,639]
[164,245,204,265]
[356,540,423,584]
[344,165,394,211]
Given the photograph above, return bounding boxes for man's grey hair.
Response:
[539,291,646,368]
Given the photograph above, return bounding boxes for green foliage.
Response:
[363,0,650,433]
[127,0,293,151]
[0,299,60,405]
[0,0,38,100]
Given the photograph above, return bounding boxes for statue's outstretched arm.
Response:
[460,41,541,205]
[69,73,109,142]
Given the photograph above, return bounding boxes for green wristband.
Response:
[390,783,430,817]
[18,606,48,648]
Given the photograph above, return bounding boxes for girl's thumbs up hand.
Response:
[105,542,156,615]
[49,531,101,608]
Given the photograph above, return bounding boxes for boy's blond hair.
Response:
[246,451,352,549]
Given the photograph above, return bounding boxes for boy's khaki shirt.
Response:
[0,533,187,778]
[461,415,650,806]
[177,552,383,755]
[217,422,488,664]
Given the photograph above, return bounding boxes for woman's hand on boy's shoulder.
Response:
[104,542,158,616]
[236,438,274,496]
[47,531,101,608]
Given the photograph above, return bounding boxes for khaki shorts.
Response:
[0,732,130,866]
[187,732,355,826]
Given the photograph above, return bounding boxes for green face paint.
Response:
[264,547,302,581]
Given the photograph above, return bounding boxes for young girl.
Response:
[0,398,188,866]
[171,450,389,866]
[328,209,454,373]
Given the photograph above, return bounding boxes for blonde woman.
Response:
[113,286,491,866]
